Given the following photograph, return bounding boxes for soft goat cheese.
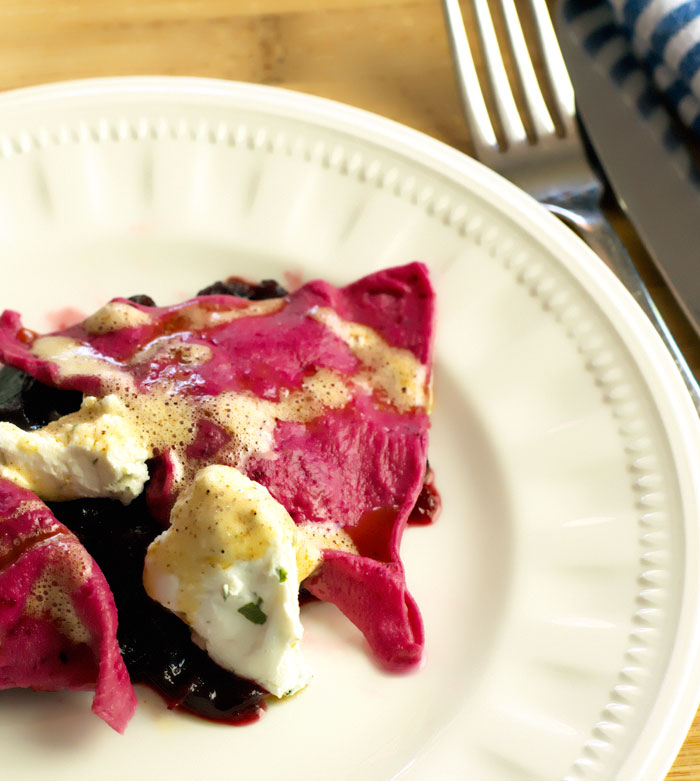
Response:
[0,394,149,504]
[143,465,318,698]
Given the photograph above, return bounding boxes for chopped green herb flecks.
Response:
[222,583,230,601]
[238,596,267,625]
[276,566,288,583]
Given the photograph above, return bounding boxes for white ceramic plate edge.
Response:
[0,76,699,779]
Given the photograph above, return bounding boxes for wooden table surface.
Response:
[0,1,698,777]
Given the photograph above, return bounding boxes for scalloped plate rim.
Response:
[0,76,697,780]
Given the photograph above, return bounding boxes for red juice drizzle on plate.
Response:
[345,506,398,562]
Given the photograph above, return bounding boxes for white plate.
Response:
[0,77,699,781]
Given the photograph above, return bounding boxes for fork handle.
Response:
[542,189,700,413]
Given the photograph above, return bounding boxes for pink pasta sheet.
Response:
[0,479,137,732]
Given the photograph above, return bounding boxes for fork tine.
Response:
[527,0,577,137]
[471,0,528,152]
[441,0,498,156]
[497,0,556,140]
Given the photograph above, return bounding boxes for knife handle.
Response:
[544,193,700,414]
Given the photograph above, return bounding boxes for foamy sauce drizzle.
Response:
[83,301,154,334]
[309,307,430,413]
[25,544,94,644]
[29,300,430,548]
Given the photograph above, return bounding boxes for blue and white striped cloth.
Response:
[564,0,700,136]
[607,0,700,134]
[562,0,700,192]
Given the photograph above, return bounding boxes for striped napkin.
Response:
[606,0,700,134]
[562,0,700,175]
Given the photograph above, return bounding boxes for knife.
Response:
[554,0,700,340]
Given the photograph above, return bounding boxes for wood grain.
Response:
[0,0,697,776]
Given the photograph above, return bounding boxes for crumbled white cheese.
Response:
[143,465,316,698]
[0,394,149,504]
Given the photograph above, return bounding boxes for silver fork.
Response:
[441,0,700,411]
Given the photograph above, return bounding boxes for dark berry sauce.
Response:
[197,277,288,300]
[407,464,441,525]
[0,365,82,429]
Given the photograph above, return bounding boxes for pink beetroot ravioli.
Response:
[0,478,137,732]
[0,263,436,672]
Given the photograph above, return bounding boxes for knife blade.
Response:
[554,0,700,339]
